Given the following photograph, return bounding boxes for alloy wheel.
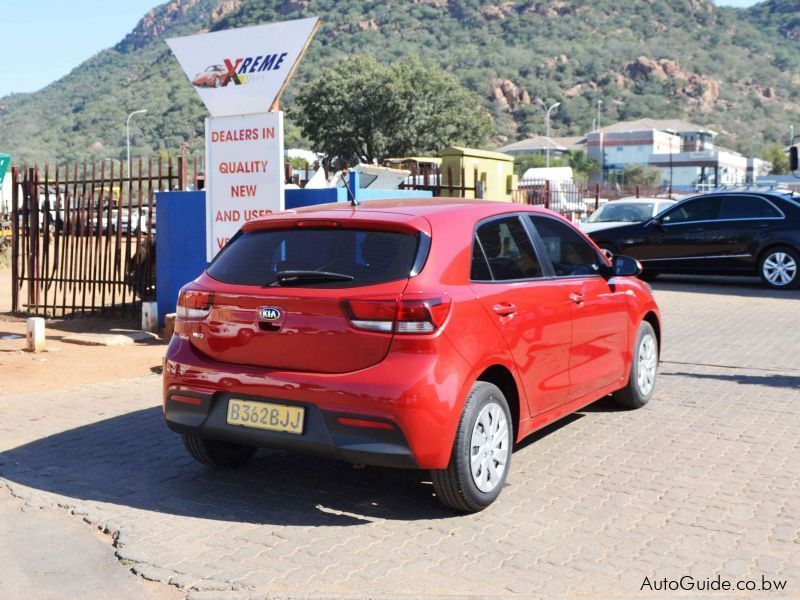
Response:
[762,251,797,287]
[637,334,657,396]
[469,400,510,493]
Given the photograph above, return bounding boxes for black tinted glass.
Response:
[208,228,418,287]
[662,197,721,223]
[719,196,781,219]
[471,236,492,281]
[529,216,601,277]
[475,217,542,280]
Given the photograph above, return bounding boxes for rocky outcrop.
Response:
[491,79,532,110]
[211,0,243,22]
[117,0,201,51]
[625,56,719,112]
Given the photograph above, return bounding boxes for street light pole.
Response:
[596,99,602,131]
[126,109,148,176]
[545,102,561,168]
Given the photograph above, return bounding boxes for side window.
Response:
[529,215,602,277]
[719,196,782,220]
[474,217,543,281]
[470,236,492,281]
[661,197,721,224]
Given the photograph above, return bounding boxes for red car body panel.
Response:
[163,199,661,470]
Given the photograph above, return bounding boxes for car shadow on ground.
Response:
[650,275,800,300]
[0,405,577,526]
[663,371,800,390]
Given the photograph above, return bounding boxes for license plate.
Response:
[226,399,304,435]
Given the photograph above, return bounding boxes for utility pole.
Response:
[126,110,148,177]
[545,102,560,168]
[595,100,602,131]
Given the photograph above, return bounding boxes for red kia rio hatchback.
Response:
[163,199,661,512]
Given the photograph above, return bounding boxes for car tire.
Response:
[759,246,799,290]
[183,433,256,468]
[431,382,512,513]
[612,320,658,409]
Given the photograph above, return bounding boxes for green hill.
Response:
[1,0,798,165]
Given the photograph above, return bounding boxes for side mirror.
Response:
[791,146,799,172]
[613,255,643,278]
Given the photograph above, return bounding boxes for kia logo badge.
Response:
[258,307,282,321]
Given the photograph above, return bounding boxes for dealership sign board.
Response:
[166,17,320,116]
[205,112,284,261]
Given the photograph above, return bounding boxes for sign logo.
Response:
[167,17,320,117]
[258,307,283,321]
[191,54,289,89]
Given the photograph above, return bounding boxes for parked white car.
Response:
[579,197,676,233]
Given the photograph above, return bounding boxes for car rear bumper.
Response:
[165,389,418,468]
[162,335,473,470]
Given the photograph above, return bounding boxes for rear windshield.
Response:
[207,228,420,287]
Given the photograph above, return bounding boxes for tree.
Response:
[292,57,493,169]
[616,164,663,187]
[764,141,789,175]
[565,150,600,177]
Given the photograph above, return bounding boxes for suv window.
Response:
[719,196,782,220]
[207,228,419,287]
[474,217,542,281]
[529,215,602,277]
[662,197,721,224]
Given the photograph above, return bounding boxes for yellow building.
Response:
[440,146,517,201]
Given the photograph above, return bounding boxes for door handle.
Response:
[492,302,517,316]
[569,292,585,304]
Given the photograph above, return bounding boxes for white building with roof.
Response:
[585,118,749,190]
[498,135,586,157]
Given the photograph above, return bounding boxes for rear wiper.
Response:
[273,270,354,286]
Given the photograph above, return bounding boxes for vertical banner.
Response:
[205,112,285,261]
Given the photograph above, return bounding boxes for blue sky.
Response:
[0,0,764,99]
[0,0,157,97]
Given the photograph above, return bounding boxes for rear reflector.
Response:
[170,394,203,406]
[341,294,451,334]
[337,417,395,430]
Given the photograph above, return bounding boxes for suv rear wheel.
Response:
[183,433,257,468]
[431,382,512,512]
[759,246,799,290]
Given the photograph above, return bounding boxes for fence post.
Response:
[177,156,187,190]
[11,167,19,313]
[544,180,551,210]
[594,182,600,211]
[636,185,640,198]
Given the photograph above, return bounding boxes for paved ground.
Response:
[0,275,798,599]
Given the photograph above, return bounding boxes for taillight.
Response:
[176,284,214,319]
[341,295,451,334]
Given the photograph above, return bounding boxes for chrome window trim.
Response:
[640,253,752,262]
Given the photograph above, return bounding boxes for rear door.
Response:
[193,223,422,374]
[714,194,785,267]
[528,215,629,401]
[469,215,573,415]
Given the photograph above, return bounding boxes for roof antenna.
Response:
[340,169,359,207]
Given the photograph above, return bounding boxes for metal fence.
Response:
[11,157,199,317]
[513,179,668,222]
[397,163,481,197]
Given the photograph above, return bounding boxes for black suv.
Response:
[588,191,800,289]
